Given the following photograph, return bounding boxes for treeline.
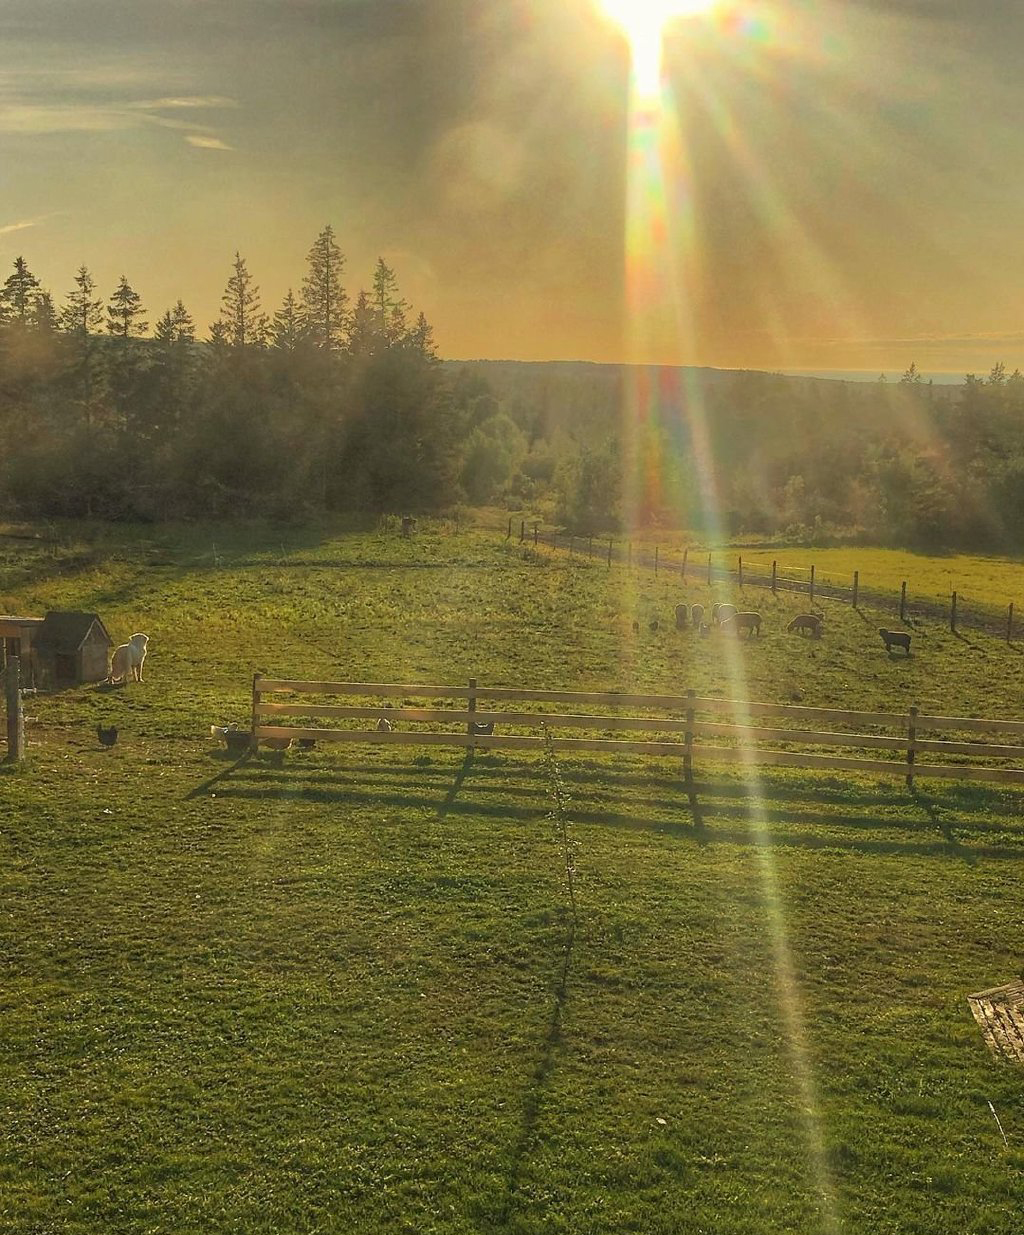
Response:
[2,232,1024,549]
[457,360,1024,551]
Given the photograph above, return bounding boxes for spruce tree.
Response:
[371,258,409,346]
[301,224,347,350]
[60,266,104,335]
[272,289,309,354]
[217,252,268,347]
[0,256,42,323]
[106,275,148,338]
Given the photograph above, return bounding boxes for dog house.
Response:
[33,612,113,688]
[0,615,45,679]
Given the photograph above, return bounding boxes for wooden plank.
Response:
[912,737,1024,759]
[915,712,1024,736]
[692,722,907,751]
[256,678,470,699]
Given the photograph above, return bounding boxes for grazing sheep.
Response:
[715,603,737,626]
[674,603,689,629]
[691,603,705,628]
[377,716,394,732]
[721,612,762,638]
[879,627,911,655]
[788,614,823,638]
[472,720,495,736]
[649,618,659,633]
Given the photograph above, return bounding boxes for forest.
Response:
[1,228,1022,551]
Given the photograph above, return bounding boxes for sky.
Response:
[1,0,1023,374]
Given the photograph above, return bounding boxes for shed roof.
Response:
[35,611,112,651]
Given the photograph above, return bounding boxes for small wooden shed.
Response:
[33,612,113,688]
[0,615,45,677]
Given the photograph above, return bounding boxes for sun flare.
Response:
[600,0,718,90]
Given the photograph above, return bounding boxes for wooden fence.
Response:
[251,676,1024,787]
[509,525,1020,641]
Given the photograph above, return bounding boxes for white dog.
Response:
[108,633,150,684]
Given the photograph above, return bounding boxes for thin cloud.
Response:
[185,134,233,150]
[127,95,238,111]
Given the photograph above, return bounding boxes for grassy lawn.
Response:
[2,519,1023,1233]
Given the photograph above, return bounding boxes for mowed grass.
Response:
[2,520,1024,1234]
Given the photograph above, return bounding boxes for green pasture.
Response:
[2,520,1023,1233]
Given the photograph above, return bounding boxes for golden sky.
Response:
[1,0,1022,374]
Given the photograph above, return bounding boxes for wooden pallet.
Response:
[968,981,1024,1065]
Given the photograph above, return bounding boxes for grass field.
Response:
[2,519,1023,1233]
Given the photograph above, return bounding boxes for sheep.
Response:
[649,618,660,633]
[715,603,737,626]
[720,612,762,638]
[674,603,689,629]
[788,614,823,638]
[377,716,394,732]
[879,628,911,655]
[691,603,705,628]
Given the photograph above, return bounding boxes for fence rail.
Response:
[251,676,1024,788]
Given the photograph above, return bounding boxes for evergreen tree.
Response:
[409,311,438,360]
[0,256,42,323]
[371,258,409,347]
[60,266,103,336]
[155,299,195,346]
[272,289,309,355]
[301,224,347,350]
[30,291,57,333]
[217,252,268,347]
[347,289,378,357]
[107,275,148,338]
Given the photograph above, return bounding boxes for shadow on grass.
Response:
[909,785,977,864]
[185,749,253,799]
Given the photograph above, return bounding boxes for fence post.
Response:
[738,556,743,587]
[906,705,918,789]
[900,581,907,623]
[683,688,696,785]
[250,673,261,751]
[519,519,525,542]
[553,531,558,553]
[771,560,777,594]
[810,564,815,606]
[1008,602,1014,643]
[707,553,712,586]
[682,548,688,580]
[5,656,25,762]
[534,523,539,547]
[467,677,478,750]
[950,591,958,633]
[608,538,613,568]
[655,545,659,574]
[852,570,859,608]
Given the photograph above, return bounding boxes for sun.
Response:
[600,0,717,90]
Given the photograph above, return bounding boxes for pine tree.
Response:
[301,224,347,350]
[371,258,409,346]
[217,252,268,347]
[107,275,148,338]
[31,291,57,333]
[272,289,309,354]
[60,266,104,335]
[410,311,438,360]
[0,256,42,323]
[347,289,378,357]
[155,300,195,346]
